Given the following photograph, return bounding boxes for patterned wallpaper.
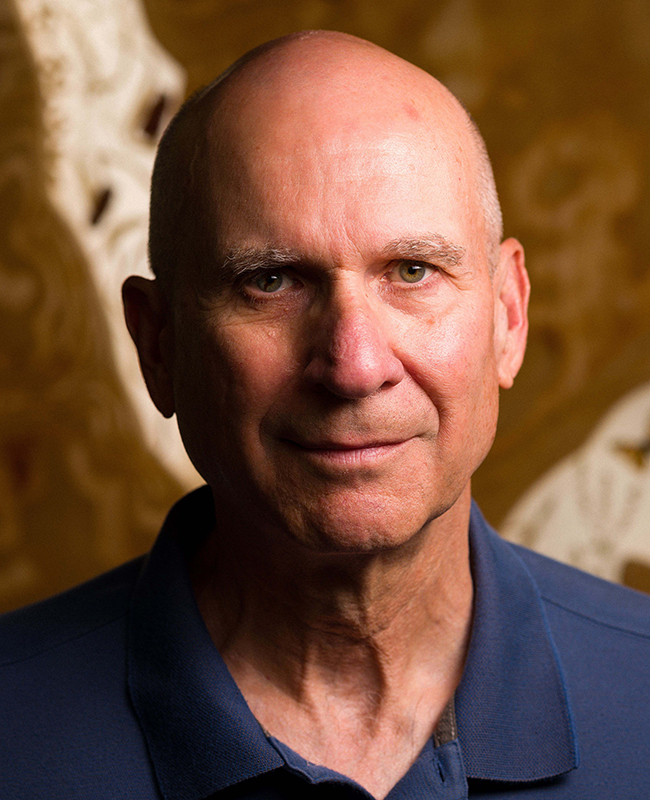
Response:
[2,0,650,611]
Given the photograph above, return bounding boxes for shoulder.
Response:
[0,556,144,668]
[509,540,650,787]
[0,557,157,797]
[511,541,650,641]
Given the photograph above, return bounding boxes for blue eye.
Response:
[394,261,432,283]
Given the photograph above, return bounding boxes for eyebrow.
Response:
[220,246,303,278]
[217,234,466,281]
[380,235,466,269]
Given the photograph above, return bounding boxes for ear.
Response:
[493,238,530,390]
[122,276,176,418]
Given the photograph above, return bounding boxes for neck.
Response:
[190,487,474,798]
[192,486,473,705]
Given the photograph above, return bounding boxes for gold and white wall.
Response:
[3,0,650,611]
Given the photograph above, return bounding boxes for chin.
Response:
[278,486,453,556]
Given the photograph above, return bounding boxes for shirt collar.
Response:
[127,488,283,800]
[456,502,578,782]
[127,488,578,799]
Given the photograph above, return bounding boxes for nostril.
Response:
[304,334,404,399]
[302,294,405,398]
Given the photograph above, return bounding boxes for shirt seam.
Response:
[540,594,650,641]
[0,609,129,668]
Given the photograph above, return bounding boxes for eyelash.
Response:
[387,260,437,285]
[239,260,439,302]
[238,269,299,300]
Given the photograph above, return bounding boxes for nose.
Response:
[303,289,405,399]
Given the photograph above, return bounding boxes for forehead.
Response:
[197,54,484,262]
[232,142,472,256]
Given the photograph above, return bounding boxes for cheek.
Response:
[176,320,297,441]
[225,327,298,419]
[403,306,499,431]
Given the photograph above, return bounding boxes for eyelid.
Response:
[387,260,437,283]
[242,267,298,296]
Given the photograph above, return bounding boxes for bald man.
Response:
[2,31,650,800]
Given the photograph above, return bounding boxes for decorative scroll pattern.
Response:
[502,382,650,585]
[0,0,188,611]
[13,0,196,486]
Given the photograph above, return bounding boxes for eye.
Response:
[252,271,295,293]
[390,261,434,284]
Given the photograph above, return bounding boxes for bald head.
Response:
[148,31,503,296]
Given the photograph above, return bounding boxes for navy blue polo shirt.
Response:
[2,487,650,799]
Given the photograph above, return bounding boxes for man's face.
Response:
[169,92,511,554]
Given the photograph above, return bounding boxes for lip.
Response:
[283,438,411,466]
[295,440,405,450]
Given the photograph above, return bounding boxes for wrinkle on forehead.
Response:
[149,31,500,295]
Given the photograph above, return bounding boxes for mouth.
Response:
[283,438,412,467]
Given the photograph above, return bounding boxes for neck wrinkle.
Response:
[191,487,474,722]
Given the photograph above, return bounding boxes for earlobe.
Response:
[122,276,176,418]
[494,238,530,390]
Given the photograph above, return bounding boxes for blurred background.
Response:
[3,0,650,613]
